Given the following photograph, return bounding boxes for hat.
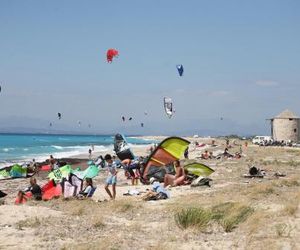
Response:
[149,177,156,184]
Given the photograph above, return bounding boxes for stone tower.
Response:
[271,109,300,142]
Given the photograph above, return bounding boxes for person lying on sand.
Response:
[143,177,169,201]
[164,160,187,188]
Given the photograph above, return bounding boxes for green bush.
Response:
[175,207,212,230]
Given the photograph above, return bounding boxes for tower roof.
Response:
[274,109,299,119]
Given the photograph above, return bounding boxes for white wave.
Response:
[51,145,64,150]
[2,148,14,152]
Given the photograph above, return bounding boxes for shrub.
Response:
[175,207,211,231]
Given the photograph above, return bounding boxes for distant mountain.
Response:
[0,115,269,136]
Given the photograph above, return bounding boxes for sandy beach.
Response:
[0,136,299,250]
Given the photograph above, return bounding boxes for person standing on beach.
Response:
[88,149,92,159]
[48,155,57,171]
[104,154,118,200]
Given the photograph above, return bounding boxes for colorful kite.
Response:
[107,49,119,63]
[142,137,190,180]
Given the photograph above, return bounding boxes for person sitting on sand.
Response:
[16,177,42,204]
[28,159,37,173]
[104,154,118,200]
[164,160,186,188]
[121,158,141,185]
[25,177,42,200]
[78,178,94,198]
[143,177,169,201]
[209,151,215,159]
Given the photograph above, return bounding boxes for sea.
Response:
[0,134,153,168]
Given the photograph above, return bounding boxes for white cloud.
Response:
[255,80,279,86]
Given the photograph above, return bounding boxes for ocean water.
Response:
[0,134,152,168]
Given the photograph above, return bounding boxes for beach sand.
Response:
[0,136,299,249]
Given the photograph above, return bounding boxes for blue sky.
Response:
[0,0,299,135]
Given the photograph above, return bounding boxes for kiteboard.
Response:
[114,134,135,161]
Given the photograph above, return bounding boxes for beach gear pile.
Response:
[0,164,30,180]
[15,164,99,204]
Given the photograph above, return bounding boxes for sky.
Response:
[0,0,299,135]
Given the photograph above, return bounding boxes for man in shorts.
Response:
[104,154,118,200]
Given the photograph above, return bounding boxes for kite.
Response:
[49,123,52,127]
[58,113,62,120]
[78,121,81,127]
[141,123,144,127]
[176,64,184,77]
[88,124,91,128]
[114,134,135,160]
[184,162,214,177]
[163,97,173,118]
[107,49,119,63]
[122,116,125,122]
[129,117,133,121]
[144,111,148,116]
[142,137,190,180]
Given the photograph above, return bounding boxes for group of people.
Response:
[11,152,190,204]
[15,176,96,204]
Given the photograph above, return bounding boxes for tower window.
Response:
[294,129,297,133]
[289,118,293,121]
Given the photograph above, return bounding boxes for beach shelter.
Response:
[142,137,190,180]
[184,163,214,177]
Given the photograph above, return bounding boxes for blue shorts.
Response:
[106,175,117,185]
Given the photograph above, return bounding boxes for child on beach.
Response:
[104,154,118,200]
[77,178,94,198]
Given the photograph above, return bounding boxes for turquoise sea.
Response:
[0,134,151,168]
